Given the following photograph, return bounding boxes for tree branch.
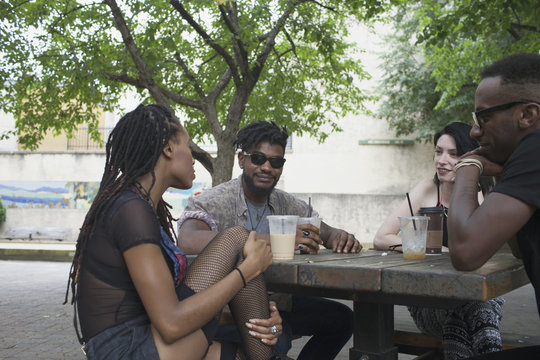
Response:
[173,52,205,98]
[104,0,170,105]
[169,0,241,86]
[190,140,214,174]
[161,88,204,109]
[507,27,521,41]
[104,72,204,109]
[511,22,539,33]
[283,29,298,57]
[104,72,145,87]
[218,3,249,76]
[306,0,336,13]
[6,0,32,12]
[207,68,232,103]
[278,48,295,59]
[251,0,304,82]
[48,3,90,31]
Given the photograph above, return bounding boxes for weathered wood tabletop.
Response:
[263,249,529,360]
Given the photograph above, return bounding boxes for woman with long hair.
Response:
[374,122,504,359]
[65,104,283,360]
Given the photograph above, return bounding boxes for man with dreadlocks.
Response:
[66,104,289,360]
[178,121,361,359]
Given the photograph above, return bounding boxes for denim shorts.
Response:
[83,283,219,359]
[83,314,159,360]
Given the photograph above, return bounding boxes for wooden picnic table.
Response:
[263,249,529,360]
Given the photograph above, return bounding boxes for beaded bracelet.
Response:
[454,158,483,174]
[234,267,247,288]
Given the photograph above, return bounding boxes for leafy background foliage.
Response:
[377,0,539,141]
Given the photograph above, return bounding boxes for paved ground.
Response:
[1,260,539,360]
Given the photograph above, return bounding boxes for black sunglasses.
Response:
[243,151,286,169]
[472,100,540,127]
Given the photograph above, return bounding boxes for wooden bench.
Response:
[0,226,72,241]
[394,330,521,360]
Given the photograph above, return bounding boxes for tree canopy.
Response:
[377,0,540,140]
[0,0,398,185]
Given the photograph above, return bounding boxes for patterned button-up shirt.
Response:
[178,175,318,232]
[177,175,318,312]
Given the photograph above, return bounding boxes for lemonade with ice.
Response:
[398,216,428,260]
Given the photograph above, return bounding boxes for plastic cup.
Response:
[268,215,299,261]
[418,207,444,254]
[297,216,322,229]
[399,216,429,260]
[297,216,322,250]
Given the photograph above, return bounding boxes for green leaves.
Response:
[2,0,393,182]
[377,0,540,140]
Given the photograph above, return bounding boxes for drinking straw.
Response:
[308,197,312,217]
[406,193,417,230]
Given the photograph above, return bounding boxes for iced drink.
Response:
[269,233,297,260]
[267,215,299,261]
[418,207,444,254]
[297,216,322,250]
[399,216,429,260]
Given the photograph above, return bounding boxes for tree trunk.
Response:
[211,138,236,186]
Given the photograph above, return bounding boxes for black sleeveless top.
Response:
[436,182,449,248]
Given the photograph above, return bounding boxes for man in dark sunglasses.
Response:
[178,121,361,359]
[448,53,540,359]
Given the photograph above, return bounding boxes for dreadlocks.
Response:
[64,104,181,305]
[234,121,288,152]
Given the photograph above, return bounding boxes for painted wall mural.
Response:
[0,181,206,211]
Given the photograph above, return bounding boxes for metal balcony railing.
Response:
[66,127,113,150]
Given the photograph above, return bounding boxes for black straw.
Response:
[406,193,417,230]
[308,197,312,217]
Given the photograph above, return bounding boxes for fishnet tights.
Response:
[184,226,272,360]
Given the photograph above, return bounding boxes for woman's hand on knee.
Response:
[245,301,282,346]
[241,231,273,281]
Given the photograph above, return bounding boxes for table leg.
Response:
[349,301,398,360]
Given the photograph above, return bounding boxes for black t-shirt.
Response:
[492,129,540,317]
[77,190,163,341]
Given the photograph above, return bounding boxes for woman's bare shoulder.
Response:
[409,178,438,207]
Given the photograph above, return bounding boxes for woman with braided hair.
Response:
[65,104,284,360]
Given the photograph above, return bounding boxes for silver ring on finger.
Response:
[271,325,278,335]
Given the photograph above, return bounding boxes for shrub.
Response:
[0,199,6,225]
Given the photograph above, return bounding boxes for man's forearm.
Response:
[448,166,481,268]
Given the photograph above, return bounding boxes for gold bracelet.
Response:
[454,158,483,174]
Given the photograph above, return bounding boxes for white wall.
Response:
[0,151,105,182]
[0,111,17,151]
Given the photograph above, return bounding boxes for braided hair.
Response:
[64,104,181,304]
[234,121,288,152]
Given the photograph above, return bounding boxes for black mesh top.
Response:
[77,190,163,341]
